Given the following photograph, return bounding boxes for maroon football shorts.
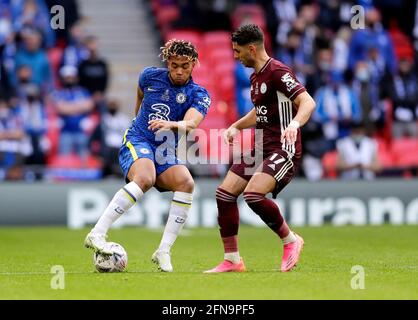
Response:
[230,149,301,198]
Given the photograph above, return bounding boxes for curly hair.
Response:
[159,39,199,62]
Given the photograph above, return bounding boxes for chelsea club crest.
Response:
[176,93,186,104]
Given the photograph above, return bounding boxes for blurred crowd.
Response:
[153,0,418,180]
[0,0,131,181]
[1,0,418,182]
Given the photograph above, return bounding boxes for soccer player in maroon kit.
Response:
[205,24,316,273]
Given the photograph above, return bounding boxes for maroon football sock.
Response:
[243,192,290,238]
[216,187,240,252]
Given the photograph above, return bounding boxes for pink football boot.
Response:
[204,258,246,273]
[281,233,304,272]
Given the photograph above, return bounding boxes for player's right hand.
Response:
[223,126,240,145]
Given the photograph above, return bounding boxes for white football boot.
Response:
[84,232,113,255]
[151,250,173,272]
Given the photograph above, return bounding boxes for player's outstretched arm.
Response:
[231,107,257,131]
[148,108,204,134]
[223,108,256,145]
[281,91,316,145]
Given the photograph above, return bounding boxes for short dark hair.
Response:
[231,24,264,46]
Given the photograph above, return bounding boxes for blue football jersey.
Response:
[128,67,211,148]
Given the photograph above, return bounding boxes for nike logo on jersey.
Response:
[147,87,157,92]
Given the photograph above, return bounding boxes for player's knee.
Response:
[215,186,237,202]
[243,191,265,205]
[176,176,194,193]
[132,175,155,192]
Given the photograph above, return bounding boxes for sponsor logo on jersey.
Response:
[176,93,186,104]
[255,105,267,115]
[198,96,211,109]
[140,148,150,154]
[149,103,171,121]
[255,105,268,123]
[281,72,298,92]
[147,87,157,92]
[260,82,267,94]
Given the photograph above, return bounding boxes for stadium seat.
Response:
[47,47,64,88]
[156,5,180,38]
[389,25,414,61]
[391,138,418,157]
[322,151,338,179]
[231,4,267,31]
[48,154,83,169]
[202,31,231,49]
[165,30,202,46]
[208,47,234,65]
[391,138,418,168]
[377,148,396,168]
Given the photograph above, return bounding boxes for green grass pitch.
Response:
[1,225,417,300]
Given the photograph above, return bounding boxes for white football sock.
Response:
[92,181,143,235]
[224,252,241,264]
[158,191,192,253]
[282,231,297,244]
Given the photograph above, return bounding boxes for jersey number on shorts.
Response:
[149,103,171,121]
[267,153,285,170]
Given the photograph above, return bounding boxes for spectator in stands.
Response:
[15,64,33,98]
[305,46,333,95]
[351,60,385,135]
[296,5,319,73]
[0,43,14,99]
[45,0,80,47]
[50,65,94,159]
[12,0,55,48]
[272,0,298,48]
[100,99,130,178]
[61,23,88,68]
[301,119,331,181]
[385,56,418,138]
[317,0,345,33]
[314,71,362,147]
[332,26,351,75]
[336,122,381,180]
[78,35,108,111]
[0,94,25,180]
[276,28,307,84]
[19,83,47,172]
[195,0,237,31]
[234,61,252,118]
[348,7,396,73]
[14,28,51,91]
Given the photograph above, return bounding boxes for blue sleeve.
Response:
[191,87,211,117]
[138,67,153,91]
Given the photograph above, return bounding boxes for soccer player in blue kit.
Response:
[84,40,211,272]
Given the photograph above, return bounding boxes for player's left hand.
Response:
[148,119,175,134]
[281,120,299,146]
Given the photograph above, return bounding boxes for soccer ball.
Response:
[93,242,128,273]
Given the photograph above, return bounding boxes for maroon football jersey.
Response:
[250,58,306,158]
